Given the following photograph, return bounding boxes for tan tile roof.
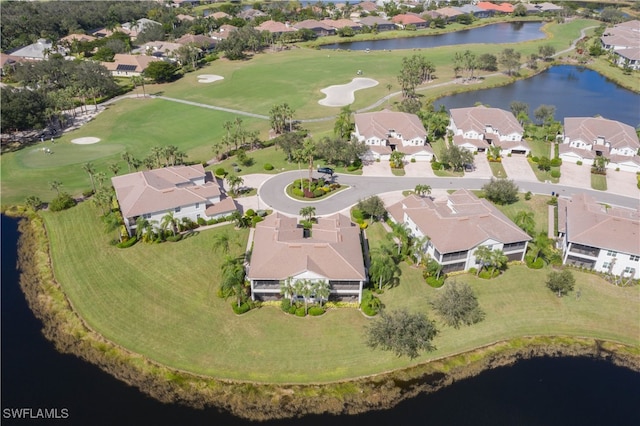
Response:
[175,34,216,48]
[388,190,531,254]
[247,213,366,281]
[392,14,427,25]
[205,197,237,217]
[293,19,335,31]
[453,134,490,149]
[558,193,640,256]
[450,106,523,139]
[355,110,427,144]
[559,144,596,160]
[255,20,296,34]
[60,33,96,44]
[564,116,640,153]
[112,165,222,218]
[101,54,160,73]
[323,19,362,29]
[601,20,640,48]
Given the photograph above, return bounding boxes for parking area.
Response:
[501,155,537,181]
[606,169,640,197]
[404,161,435,177]
[362,160,393,177]
[560,162,591,190]
[467,154,493,178]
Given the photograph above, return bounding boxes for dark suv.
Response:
[317,167,334,176]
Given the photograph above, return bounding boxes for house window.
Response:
[143,213,151,219]
[623,267,634,274]
[607,250,617,257]
[602,262,610,269]
[630,255,640,262]
[195,203,200,209]
[175,207,181,213]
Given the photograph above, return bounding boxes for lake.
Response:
[434,65,640,127]
[2,214,640,425]
[321,22,544,51]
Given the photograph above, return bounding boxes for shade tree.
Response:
[366,309,438,359]
[431,281,484,329]
[482,178,519,205]
[546,269,575,297]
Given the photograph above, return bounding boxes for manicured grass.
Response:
[528,158,561,183]
[591,173,608,191]
[391,167,406,176]
[1,19,598,206]
[44,206,639,384]
[434,169,464,177]
[489,193,552,235]
[489,160,506,178]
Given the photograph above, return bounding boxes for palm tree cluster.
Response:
[280,278,331,315]
[473,246,508,278]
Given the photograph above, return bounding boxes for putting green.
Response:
[19,144,124,169]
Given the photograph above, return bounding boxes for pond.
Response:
[434,65,640,127]
[2,214,640,425]
[321,22,544,51]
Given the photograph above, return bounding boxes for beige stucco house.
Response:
[387,190,531,273]
[112,165,236,237]
[247,213,367,302]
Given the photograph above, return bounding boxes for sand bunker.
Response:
[198,74,224,83]
[71,137,101,145]
[318,78,379,107]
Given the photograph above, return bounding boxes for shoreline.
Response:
[11,210,640,421]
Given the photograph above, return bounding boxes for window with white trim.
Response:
[623,267,634,274]
[607,250,617,257]
[630,255,639,262]
[602,262,610,269]
[175,207,181,213]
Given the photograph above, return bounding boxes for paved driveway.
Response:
[501,155,537,182]
[560,162,591,190]
[467,154,493,178]
[606,169,640,197]
[404,161,435,177]
[362,161,393,176]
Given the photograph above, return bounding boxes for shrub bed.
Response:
[116,236,138,249]
[308,306,325,316]
[232,302,251,315]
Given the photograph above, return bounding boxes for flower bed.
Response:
[286,178,346,200]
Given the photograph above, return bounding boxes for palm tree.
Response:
[299,206,316,222]
[82,162,97,193]
[280,277,296,302]
[109,162,120,176]
[49,180,62,196]
[135,216,153,242]
[212,232,231,254]
[369,252,400,290]
[514,210,536,236]
[150,146,163,168]
[474,245,492,276]
[299,279,313,315]
[161,211,179,236]
[312,280,330,307]
[226,174,244,196]
[414,184,432,197]
[410,235,430,265]
[121,151,134,173]
[92,187,113,216]
[488,249,508,277]
[94,171,107,188]
[220,256,246,308]
[386,83,393,105]
[103,210,125,241]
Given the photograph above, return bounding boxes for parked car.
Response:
[317,167,334,176]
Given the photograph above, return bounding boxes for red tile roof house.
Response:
[254,20,297,36]
[247,213,367,302]
[476,2,515,14]
[100,53,161,77]
[600,20,640,70]
[559,116,640,172]
[293,19,337,37]
[387,190,531,274]
[353,110,434,162]
[210,24,238,41]
[112,165,237,237]
[558,193,640,280]
[391,14,428,30]
[448,106,531,155]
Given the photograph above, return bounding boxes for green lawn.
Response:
[591,173,608,191]
[489,161,506,178]
[490,194,552,235]
[1,19,598,206]
[43,205,639,383]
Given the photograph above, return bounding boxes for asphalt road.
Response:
[258,171,640,216]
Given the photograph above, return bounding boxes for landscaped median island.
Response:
[7,201,639,421]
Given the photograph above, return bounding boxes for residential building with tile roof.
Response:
[254,20,297,35]
[358,16,396,31]
[293,19,336,36]
[175,34,216,51]
[354,110,434,162]
[601,20,640,70]
[9,39,65,61]
[560,116,640,172]
[387,190,531,273]
[558,193,640,279]
[476,2,514,14]
[211,24,238,40]
[101,54,161,77]
[448,106,530,155]
[247,213,367,302]
[323,18,362,31]
[112,165,236,236]
[391,14,428,29]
